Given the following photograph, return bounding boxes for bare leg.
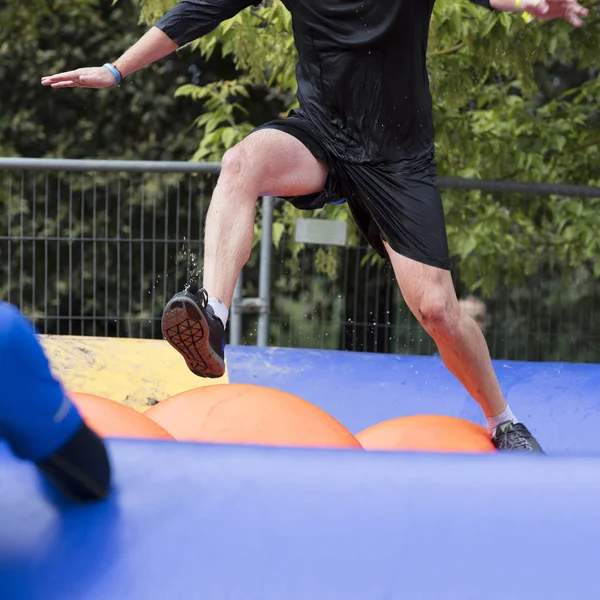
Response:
[202,129,328,307]
[162,129,328,379]
[385,243,507,418]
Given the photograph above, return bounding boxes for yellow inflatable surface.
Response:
[40,335,228,413]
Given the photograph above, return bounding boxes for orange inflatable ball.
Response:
[356,415,496,453]
[68,392,174,440]
[145,384,363,449]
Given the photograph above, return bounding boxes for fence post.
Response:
[229,272,244,346]
[257,196,273,347]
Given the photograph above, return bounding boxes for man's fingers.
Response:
[530,0,589,25]
[50,80,77,88]
[528,0,550,14]
[540,1,550,12]
[41,69,91,88]
[41,70,83,84]
[560,1,588,25]
[567,8,584,25]
[41,67,115,89]
[545,0,588,13]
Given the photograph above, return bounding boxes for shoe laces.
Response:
[183,284,208,308]
[500,427,533,451]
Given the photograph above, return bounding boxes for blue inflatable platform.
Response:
[227,346,600,454]
[2,345,600,599]
[2,442,600,600]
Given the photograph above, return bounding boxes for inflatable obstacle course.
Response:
[38,336,600,453]
[2,441,599,600]
[40,336,498,453]
[2,336,600,599]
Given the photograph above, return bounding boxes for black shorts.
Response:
[253,114,450,270]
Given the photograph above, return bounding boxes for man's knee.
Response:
[220,138,268,189]
[220,144,249,180]
[414,291,460,340]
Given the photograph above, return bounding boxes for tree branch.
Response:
[428,40,469,57]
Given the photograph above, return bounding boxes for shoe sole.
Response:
[161,295,225,379]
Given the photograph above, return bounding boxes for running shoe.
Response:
[161,287,226,378]
[492,421,544,453]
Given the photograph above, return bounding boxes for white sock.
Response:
[486,405,518,437]
[208,296,229,328]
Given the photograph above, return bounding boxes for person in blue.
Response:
[0,302,111,502]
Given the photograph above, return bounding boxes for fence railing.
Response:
[2,157,600,363]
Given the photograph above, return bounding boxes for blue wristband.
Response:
[102,63,122,85]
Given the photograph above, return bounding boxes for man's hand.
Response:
[521,0,589,26]
[41,66,118,89]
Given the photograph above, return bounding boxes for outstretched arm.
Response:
[41,27,178,89]
[41,0,257,89]
[470,0,588,27]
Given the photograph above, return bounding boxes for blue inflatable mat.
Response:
[227,346,600,453]
[1,440,599,599]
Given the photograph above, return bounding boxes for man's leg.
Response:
[202,129,328,307]
[385,243,543,451]
[162,128,328,378]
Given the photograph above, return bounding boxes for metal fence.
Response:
[2,157,600,363]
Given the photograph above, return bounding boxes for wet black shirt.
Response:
[156,0,492,163]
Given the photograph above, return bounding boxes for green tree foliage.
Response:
[1,0,212,160]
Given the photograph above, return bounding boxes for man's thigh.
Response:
[233,124,329,198]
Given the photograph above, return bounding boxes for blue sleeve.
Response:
[155,0,259,47]
[0,303,82,462]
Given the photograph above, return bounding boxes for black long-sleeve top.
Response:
[156,0,493,163]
